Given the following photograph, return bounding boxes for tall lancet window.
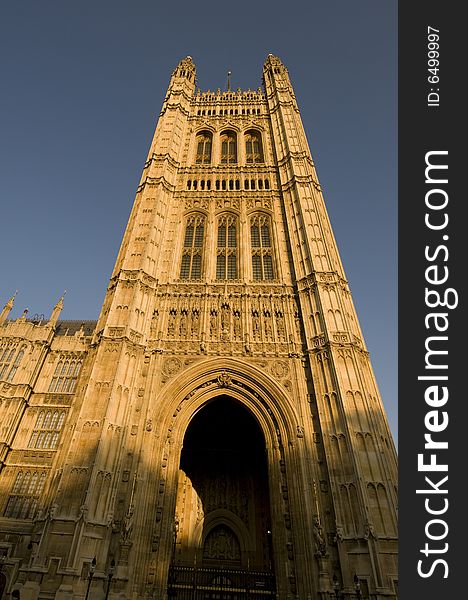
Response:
[6,345,26,382]
[251,215,275,280]
[4,470,47,519]
[180,214,205,279]
[28,410,66,450]
[48,359,82,393]
[195,131,212,164]
[245,130,264,163]
[216,215,238,279]
[0,347,15,380]
[220,131,237,164]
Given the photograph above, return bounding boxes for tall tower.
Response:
[0,56,397,600]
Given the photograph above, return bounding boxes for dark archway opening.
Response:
[168,396,275,599]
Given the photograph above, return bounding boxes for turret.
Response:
[0,291,17,326]
[263,54,293,94]
[48,292,66,328]
[160,55,196,117]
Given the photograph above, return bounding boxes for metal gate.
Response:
[167,565,276,599]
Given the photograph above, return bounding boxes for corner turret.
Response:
[0,291,17,326]
[48,292,66,328]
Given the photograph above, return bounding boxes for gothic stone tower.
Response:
[0,56,397,600]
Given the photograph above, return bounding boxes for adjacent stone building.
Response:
[0,55,398,599]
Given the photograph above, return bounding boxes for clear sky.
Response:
[0,1,397,442]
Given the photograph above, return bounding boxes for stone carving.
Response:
[167,309,177,337]
[210,308,218,339]
[203,526,241,561]
[49,503,58,519]
[149,285,301,355]
[312,335,326,348]
[275,309,286,341]
[244,333,251,353]
[128,329,142,343]
[215,198,240,210]
[220,302,231,341]
[294,310,302,340]
[178,308,187,337]
[233,307,241,339]
[252,308,260,340]
[185,198,209,210]
[364,519,376,540]
[333,526,344,544]
[121,507,134,543]
[108,327,124,338]
[191,307,200,336]
[316,351,329,363]
[270,360,289,379]
[246,198,272,210]
[217,371,231,387]
[77,504,88,523]
[313,515,326,556]
[162,357,182,377]
[263,308,273,339]
[150,309,159,337]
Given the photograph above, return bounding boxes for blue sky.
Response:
[0,1,397,441]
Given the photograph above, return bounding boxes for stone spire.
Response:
[48,292,66,328]
[0,291,17,326]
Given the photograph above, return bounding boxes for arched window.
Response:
[180,214,205,279]
[245,130,264,163]
[251,215,275,280]
[29,409,67,449]
[195,131,212,164]
[12,472,24,494]
[0,345,26,382]
[216,215,238,280]
[220,131,237,164]
[4,470,47,519]
[48,357,82,393]
[0,347,15,380]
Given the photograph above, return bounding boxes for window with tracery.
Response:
[251,215,275,280]
[0,347,16,380]
[245,130,264,163]
[5,345,26,382]
[180,214,205,279]
[220,131,237,164]
[195,131,212,164]
[216,215,238,279]
[48,358,82,393]
[3,471,47,519]
[28,410,66,450]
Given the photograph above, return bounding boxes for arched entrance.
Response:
[168,396,276,598]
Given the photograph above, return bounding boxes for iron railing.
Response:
[167,565,276,599]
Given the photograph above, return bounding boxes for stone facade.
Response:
[0,55,397,599]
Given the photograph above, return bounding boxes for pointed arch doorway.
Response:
[168,396,276,599]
